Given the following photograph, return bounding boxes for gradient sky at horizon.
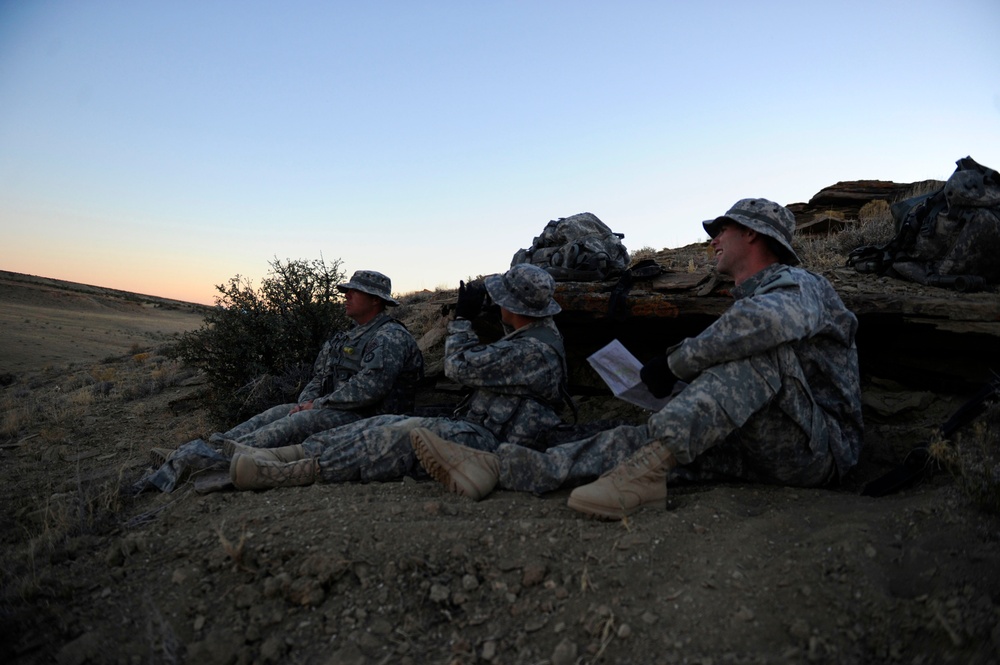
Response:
[2,1,998,305]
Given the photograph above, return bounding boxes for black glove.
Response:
[640,355,678,398]
[454,280,487,320]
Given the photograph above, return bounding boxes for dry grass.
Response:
[795,208,896,271]
[930,402,1000,514]
[629,246,659,263]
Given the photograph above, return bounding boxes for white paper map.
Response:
[586,339,680,412]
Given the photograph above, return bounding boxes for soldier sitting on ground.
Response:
[410,198,865,519]
[139,269,423,492]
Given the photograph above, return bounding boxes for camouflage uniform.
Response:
[296,264,569,484]
[494,263,863,493]
[301,316,567,482]
[216,310,424,449]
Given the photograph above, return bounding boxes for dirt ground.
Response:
[1,273,999,665]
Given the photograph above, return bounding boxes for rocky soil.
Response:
[2,257,1000,664]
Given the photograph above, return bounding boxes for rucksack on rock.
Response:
[511,212,630,281]
[847,156,1000,291]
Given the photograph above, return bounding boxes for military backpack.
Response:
[511,212,630,281]
[847,156,1000,291]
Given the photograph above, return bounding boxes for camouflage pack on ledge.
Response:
[511,212,630,282]
[847,156,1000,291]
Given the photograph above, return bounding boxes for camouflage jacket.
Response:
[445,317,567,449]
[667,264,863,477]
[299,311,424,417]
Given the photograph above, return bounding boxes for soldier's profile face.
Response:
[344,289,381,323]
[710,222,746,277]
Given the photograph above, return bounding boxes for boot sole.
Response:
[566,491,666,520]
[410,429,486,500]
[565,494,632,520]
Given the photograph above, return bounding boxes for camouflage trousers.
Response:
[216,403,363,449]
[498,348,836,494]
[302,415,500,484]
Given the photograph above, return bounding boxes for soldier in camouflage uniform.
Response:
[228,263,569,490]
[138,270,423,493]
[412,198,864,519]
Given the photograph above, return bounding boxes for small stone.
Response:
[462,574,480,590]
[429,583,450,603]
[522,562,547,587]
[789,618,810,640]
[617,624,632,638]
[550,638,578,665]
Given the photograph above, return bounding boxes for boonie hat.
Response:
[484,264,561,317]
[337,270,399,306]
[702,198,800,265]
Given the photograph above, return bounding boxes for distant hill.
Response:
[0,270,211,311]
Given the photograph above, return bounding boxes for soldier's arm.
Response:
[668,284,823,380]
[446,332,562,396]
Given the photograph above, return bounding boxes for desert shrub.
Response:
[629,246,658,263]
[174,257,350,421]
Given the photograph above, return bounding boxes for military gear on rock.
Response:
[607,259,667,320]
[484,263,562,317]
[230,453,319,490]
[410,428,500,500]
[847,156,1000,290]
[566,441,675,520]
[703,198,800,266]
[511,212,630,282]
[640,355,679,399]
[454,279,488,320]
[337,269,399,305]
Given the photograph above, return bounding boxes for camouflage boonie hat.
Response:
[485,264,561,317]
[703,198,801,265]
[337,270,399,306]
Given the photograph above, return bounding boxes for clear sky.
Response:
[2,1,998,305]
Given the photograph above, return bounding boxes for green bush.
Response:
[175,257,350,421]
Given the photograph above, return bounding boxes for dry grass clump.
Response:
[629,246,659,263]
[0,390,41,440]
[836,200,897,254]
[929,401,1000,514]
[795,205,897,272]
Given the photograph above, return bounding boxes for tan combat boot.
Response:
[229,453,319,490]
[566,440,676,520]
[410,428,500,501]
[223,439,307,463]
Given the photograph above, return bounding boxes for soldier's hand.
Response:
[640,355,678,398]
[455,279,487,320]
